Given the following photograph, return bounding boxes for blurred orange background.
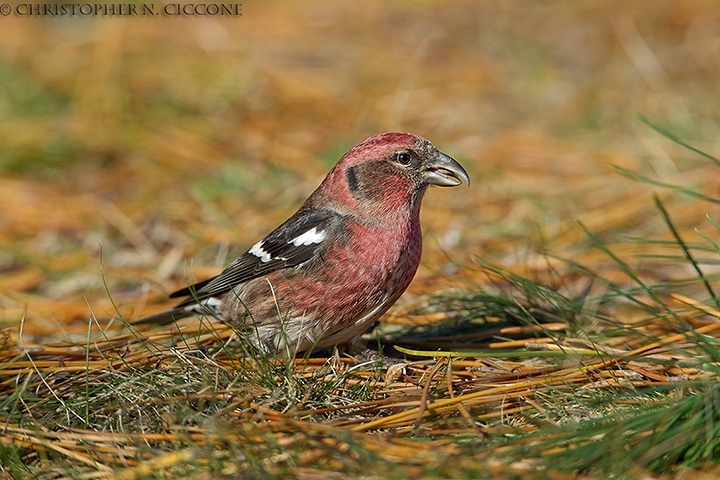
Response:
[1,0,719,342]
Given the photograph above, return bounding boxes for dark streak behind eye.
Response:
[346,165,360,193]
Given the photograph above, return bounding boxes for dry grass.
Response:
[2,0,720,478]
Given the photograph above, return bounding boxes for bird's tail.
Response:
[130,308,193,326]
[130,298,223,326]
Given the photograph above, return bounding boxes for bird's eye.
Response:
[395,152,412,165]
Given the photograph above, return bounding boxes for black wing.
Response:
[170,208,345,305]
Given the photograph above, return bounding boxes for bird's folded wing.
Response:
[171,208,345,305]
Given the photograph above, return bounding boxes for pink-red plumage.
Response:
[132,133,469,358]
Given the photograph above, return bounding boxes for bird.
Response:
[132,132,469,358]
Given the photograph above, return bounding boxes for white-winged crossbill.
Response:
[132,133,470,357]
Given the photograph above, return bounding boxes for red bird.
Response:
[133,133,469,358]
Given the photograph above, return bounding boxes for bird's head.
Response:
[307,133,469,218]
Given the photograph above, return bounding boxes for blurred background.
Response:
[1,0,719,341]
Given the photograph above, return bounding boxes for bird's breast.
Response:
[311,216,422,314]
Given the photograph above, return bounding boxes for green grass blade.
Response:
[638,114,720,168]
[653,194,718,308]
